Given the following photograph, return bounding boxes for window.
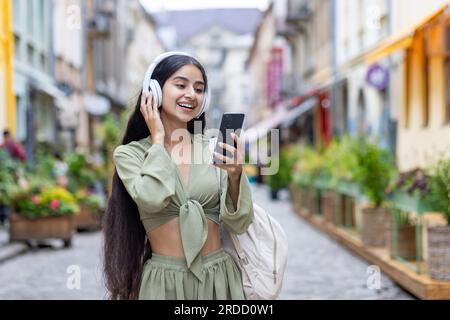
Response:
[27,0,34,36]
[13,0,21,30]
[14,35,21,61]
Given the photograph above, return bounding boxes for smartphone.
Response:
[213,113,245,164]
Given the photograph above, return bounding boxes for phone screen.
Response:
[214,113,245,163]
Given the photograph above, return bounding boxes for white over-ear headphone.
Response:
[142,51,211,119]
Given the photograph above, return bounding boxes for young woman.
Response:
[103,52,254,300]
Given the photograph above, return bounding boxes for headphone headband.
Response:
[142,51,210,119]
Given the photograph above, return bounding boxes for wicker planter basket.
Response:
[361,207,391,247]
[302,189,314,216]
[288,184,302,215]
[9,213,74,247]
[427,226,450,281]
[322,191,337,224]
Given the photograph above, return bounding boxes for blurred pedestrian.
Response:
[53,151,68,188]
[0,130,27,162]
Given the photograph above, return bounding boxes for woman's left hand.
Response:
[213,133,244,181]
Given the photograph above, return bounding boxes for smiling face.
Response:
[160,64,206,124]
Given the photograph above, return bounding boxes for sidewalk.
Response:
[249,183,414,299]
[0,224,29,264]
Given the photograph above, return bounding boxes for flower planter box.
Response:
[427,226,450,281]
[361,207,391,247]
[9,213,74,247]
[74,205,102,231]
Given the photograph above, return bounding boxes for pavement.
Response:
[0,223,29,264]
[0,183,415,299]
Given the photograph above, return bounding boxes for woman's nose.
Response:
[184,86,196,99]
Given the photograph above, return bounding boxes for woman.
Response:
[103,52,254,300]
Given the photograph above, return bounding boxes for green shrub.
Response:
[425,158,450,224]
[353,138,395,208]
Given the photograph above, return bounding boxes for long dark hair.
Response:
[103,55,208,300]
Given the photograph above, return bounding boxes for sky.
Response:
[140,0,270,12]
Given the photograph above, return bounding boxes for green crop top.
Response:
[113,133,254,282]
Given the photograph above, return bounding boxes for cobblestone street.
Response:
[0,184,415,300]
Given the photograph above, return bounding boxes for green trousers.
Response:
[138,248,245,300]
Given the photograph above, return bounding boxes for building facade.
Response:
[12,0,66,162]
[152,8,262,129]
[53,0,86,152]
[389,0,450,170]
[0,0,15,139]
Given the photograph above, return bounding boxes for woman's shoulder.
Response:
[113,137,151,159]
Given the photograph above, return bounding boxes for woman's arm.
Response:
[113,142,176,213]
[227,172,241,211]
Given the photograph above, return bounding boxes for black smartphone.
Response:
[213,112,245,164]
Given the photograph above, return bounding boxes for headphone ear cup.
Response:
[195,85,210,119]
[149,79,163,108]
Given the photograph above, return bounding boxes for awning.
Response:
[29,77,68,104]
[245,108,289,143]
[245,96,318,143]
[364,4,448,63]
[364,31,414,63]
[281,97,318,128]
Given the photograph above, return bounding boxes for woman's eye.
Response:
[176,84,185,89]
[195,88,204,94]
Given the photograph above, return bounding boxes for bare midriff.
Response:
[148,218,222,258]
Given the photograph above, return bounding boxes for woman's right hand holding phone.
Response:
[140,91,165,145]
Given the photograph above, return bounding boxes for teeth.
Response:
[179,103,193,109]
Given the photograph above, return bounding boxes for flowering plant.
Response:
[9,180,79,219]
[75,188,102,214]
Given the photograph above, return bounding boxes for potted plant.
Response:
[353,138,395,247]
[326,136,360,227]
[65,152,105,230]
[8,179,79,248]
[0,149,23,225]
[388,211,417,260]
[385,168,431,261]
[292,145,324,215]
[425,158,450,280]
[74,189,102,231]
[266,144,299,200]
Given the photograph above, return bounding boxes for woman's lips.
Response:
[177,103,195,113]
